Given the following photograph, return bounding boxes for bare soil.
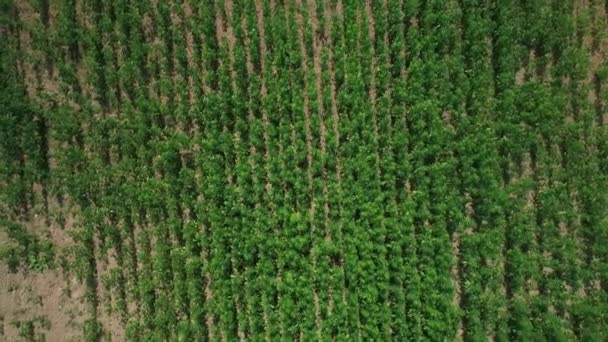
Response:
[0,264,85,342]
[0,213,85,342]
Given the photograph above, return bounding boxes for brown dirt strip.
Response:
[255,0,273,197]
[20,25,55,224]
[222,0,239,104]
[230,131,247,342]
[323,0,350,323]
[481,8,509,338]
[307,0,338,323]
[578,0,607,316]
[200,3,225,341]
[182,0,196,107]
[15,1,43,99]
[219,0,247,340]
[96,245,125,341]
[293,0,323,339]
[445,4,466,338]
[237,4,267,337]
[15,0,62,102]
[589,0,608,125]
[252,0,278,340]
[364,1,382,183]
[190,141,214,340]
[272,2,289,339]
[305,0,331,239]
[451,231,464,341]
[331,0,345,192]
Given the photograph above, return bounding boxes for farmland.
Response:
[1,0,607,340]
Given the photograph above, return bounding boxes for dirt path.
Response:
[252,1,276,340]
[322,0,350,326]
[218,1,248,340]
[364,0,382,182]
[0,264,85,342]
[305,0,330,233]
[589,0,608,125]
[451,231,464,341]
[307,0,339,325]
[293,1,324,339]
[182,0,196,107]
[0,212,86,342]
[95,251,124,341]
